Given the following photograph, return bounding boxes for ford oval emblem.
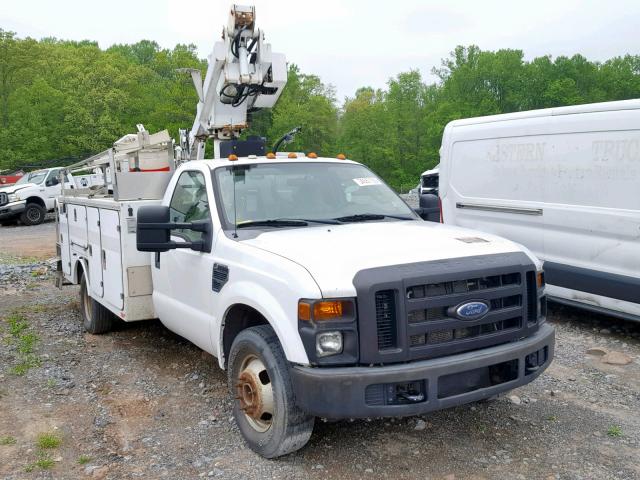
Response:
[455,301,489,321]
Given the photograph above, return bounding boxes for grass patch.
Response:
[77,455,91,465]
[3,310,40,376]
[36,432,61,449]
[0,436,17,445]
[607,425,623,437]
[24,455,55,472]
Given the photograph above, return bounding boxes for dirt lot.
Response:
[1,221,639,479]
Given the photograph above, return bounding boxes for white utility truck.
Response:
[56,4,554,458]
[0,167,102,225]
[437,100,640,323]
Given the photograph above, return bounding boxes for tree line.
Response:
[1,30,639,190]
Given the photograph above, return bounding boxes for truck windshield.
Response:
[214,162,415,228]
[15,171,47,185]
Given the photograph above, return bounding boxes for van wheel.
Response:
[20,203,46,226]
[228,325,314,458]
[79,273,114,334]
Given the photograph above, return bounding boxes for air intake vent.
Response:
[526,271,537,323]
[375,290,397,350]
[212,264,229,293]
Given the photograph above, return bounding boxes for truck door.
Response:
[152,170,215,353]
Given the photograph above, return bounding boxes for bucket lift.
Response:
[179,4,287,160]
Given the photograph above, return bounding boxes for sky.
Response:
[2,0,638,100]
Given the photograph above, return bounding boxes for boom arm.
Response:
[180,4,287,160]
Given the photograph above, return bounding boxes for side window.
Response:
[169,171,210,242]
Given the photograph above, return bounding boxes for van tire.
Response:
[20,203,46,226]
[228,325,314,458]
[79,273,114,334]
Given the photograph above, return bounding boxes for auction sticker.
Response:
[353,177,382,186]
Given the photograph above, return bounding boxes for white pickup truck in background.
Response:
[0,167,103,226]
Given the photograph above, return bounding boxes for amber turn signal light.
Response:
[266,152,276,159]
[307,152,318,158]
[336,153,346,160]
[228,154,238,161]
[288,152,298,158]
[537,271,545,288]
[298,300,348,321]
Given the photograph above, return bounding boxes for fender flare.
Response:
[71,257,90,286]
[216,280,308,369]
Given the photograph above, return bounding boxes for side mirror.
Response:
[415,194,440,222]
[136,205,212,253]
[46,177,60,187]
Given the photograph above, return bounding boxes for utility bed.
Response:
[55,127,175,322]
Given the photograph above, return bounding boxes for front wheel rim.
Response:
[27,208,41,222]
[235,354,274,433]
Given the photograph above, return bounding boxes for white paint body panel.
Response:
[87,207,103,298]
[440,99,640,320]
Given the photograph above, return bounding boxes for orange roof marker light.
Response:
[307,152,318,158]
[266,152,276,159]
[288,152,298,159]
[228,154,239,161]
[336,153,347,160]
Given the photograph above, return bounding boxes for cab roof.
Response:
[190,154,360,169]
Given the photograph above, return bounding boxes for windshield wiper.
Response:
[236,219,308,229]
[334,213,414,223]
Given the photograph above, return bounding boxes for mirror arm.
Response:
[139,221,209,232]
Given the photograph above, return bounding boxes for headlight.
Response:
[8,193,18,202]
[316,331,343,357]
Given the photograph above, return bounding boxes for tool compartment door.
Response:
[68,204,88,249]
[87,207,103,298]
[100,209,124,311]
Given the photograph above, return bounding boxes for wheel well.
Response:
[74,260,85,284]
[222,304,269,367]
[25,196,45,208]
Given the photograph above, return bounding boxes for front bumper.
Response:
[0,201,26,220]
[291,322,554,418]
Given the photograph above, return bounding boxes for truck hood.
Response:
[242,220,537,297]
[0,183,36,194]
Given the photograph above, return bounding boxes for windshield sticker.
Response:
[353,177,382,186]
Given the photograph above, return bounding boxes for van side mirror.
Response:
[415,194,440,222]
[136,205,212,253]
[46,177,60,187]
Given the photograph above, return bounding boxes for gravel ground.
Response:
[1,222,639,480]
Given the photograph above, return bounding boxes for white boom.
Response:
[179,4,287,160]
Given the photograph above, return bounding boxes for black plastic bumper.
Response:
[0,202,26,220]
[291,323,554,418]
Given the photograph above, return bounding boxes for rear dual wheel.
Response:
[79,273,114,334]
[228,325,314,458]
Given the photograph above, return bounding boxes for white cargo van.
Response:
[438,99,640,322]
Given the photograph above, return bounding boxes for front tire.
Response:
[20,203,46,226]
[79,273,114,334]
[228,325,314,458]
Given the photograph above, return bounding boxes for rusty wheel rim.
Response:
[235,354,274,433]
